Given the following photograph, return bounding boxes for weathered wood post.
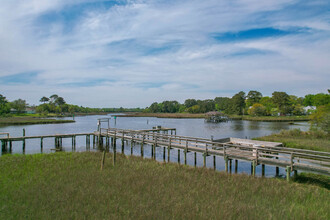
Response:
[184,141,188,165]
[167,138,172,162]
[235,160,238,174]
[22,128,26,151]
[163,146,166,162]
[130,135,134,155]
[203,153,206,168]
[74,136,76,149]
[261,164,265,177]
[93,135,96,147]
[213,155,216,170]
[122,131,125,153]
[229,159,232,174]
[72,136,74,149]
[1,140,5,153]
[286,166,291,182]
[40,137,43,152]
[113,141,116,167]
[252,160,256,177]
[141,135,145,158]
[101,150,106,170]
[225,156,228,173]
[194,152,197,167]
[177,149,180,164]
[153,136,157,160]
[9,140,12,153]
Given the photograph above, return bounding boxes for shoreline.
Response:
[0,117,75,126]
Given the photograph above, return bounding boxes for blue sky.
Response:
[0,0,329,107]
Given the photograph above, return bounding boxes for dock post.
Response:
[203,153,206,168]
[122,132,125,153]
[113,141,116,167]
[9,140,12,153]
[72,136,74,149]
[286,166,291,182]
[261,164,265,177]
[276,167,279,177]
[40,138,43,152]
[252,160,256,177]
[225,157,228,173]
[93,135,96,147]
[74,136,76,149]
[194,152,197,167]
[213,155,216,170]
[167,138,171,162]
[1,140,5,153]
[141,135,144,158]
[251,162,253,175]
[130,137,133,155]
[163,147,166,162]
[101,150,106,170]
[178,149,180,164]
[22,128,26,151]
[184,148,187,165]
[229,159,232,174]
[235,160,238,173]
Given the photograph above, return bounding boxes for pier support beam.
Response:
[225,157,228,173]
[286,166,291,182]
[213,155,216,170]
[194,152,197,167]
[252,160,256,177]
[262,164,265,177]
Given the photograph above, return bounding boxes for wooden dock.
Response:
[1,126,330,180]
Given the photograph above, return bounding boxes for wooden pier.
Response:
[1,126,330,180]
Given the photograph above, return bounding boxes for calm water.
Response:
[0,115,309,177]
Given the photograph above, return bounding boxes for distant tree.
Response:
[214,97,231,112]
[310,104,330,133]
[55,97,66,106]
[49,94,59,103]
[40,96,49,103]
[0,94,10,115]
[248,103,267,116]
[184,99,197,108]
[246,90,262,107]
[272,91,290,115]
[230,91,246,115]
[11,99,27,113]
[313,93,330,106]
[303,94,314,106]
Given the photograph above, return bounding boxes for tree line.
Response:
[144,90,330,116]
[0,94,142,116]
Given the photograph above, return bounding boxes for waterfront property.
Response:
[1,119,329,180]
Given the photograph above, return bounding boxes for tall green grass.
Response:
[256,129,330,152]
[0,152,329,219]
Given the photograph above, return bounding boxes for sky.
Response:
[0,0,329,108]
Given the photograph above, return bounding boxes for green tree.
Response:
[55,97,66,106]
[230,91,246,115]
[0,94,10,115]
[272,91,291,115]
[10,99,27,114]
[246,90,262,107]
[214,97,231,112]
[310,104,330,133]
[248,103,267,116]
[39,96,49,103]
[184,99,197,108]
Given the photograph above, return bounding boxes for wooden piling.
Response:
[163,147,166,162]
[235,160,238,174]
[213,155,216,170]
[22,129,26,151]
[194,152,197,167]
[40,137,43,151]
[130,138,133,155]
[225,156,228,172]
[286,166,291,182]
[141,135,144,158]
[203,153,206,168]
[229,159,232,174]
[262,164,265,177]
[252,160,256,177]
[178,149,180,164]
[101,151,106,170]
[113,142,116,167]
[9,140,12,153]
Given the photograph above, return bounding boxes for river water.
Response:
[0,115,309,177]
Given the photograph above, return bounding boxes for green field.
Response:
[0,152,329,219]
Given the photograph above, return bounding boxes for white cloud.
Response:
[0,0,329,107]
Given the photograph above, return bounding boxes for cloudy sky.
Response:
[0,0,329,107]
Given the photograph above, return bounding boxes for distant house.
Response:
[25,107,36,114]
[303,106,316,114]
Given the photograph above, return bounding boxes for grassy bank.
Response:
[0,152,329,219]
[0,116,75,125]
[117,112,206,118]
[229,115,310,122]
[256,129,330,152]
[118,112,310,121]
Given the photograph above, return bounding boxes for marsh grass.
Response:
[0,152,329,219]
[256,129,330,152]
[0,116,75,125]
